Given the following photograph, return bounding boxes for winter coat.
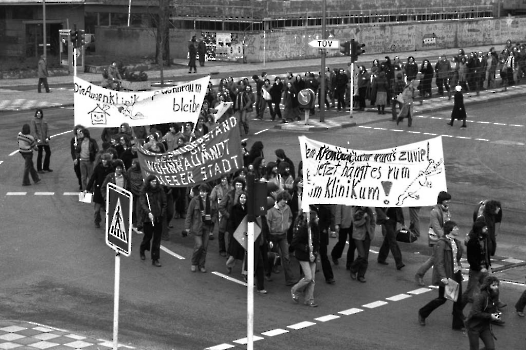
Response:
[292,220,320,262]
[31,117,49,146]
[404,62,419,80]
[185,195,217,235]
[140,184,167,223]
[435,59,452,79]
[37,58,48,78]
[465,288,498,332]
[269,82,283,104]
[351,207,376,241]
[451,91,467,120]
[267,204,292,236]
[86,163,114,204]
[76,137,99,162]
[101,172,130,201]
[18,133,36,154]
[432,237,463,286]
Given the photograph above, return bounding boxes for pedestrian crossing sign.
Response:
[106,183,132,256]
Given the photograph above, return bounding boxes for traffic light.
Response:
[339,40,350,56]
[351,39,366,63]
[78,29,86,48]
[70,30,77,47]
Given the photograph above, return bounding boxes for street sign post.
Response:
[106,183,132,256]
[308,39,340,49]
[105,183,132,350]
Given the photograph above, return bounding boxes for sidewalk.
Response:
[0,320,134,349]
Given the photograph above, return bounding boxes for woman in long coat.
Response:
[447,85,467,128]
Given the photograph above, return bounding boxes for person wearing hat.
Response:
[415,191,452,286]
[447,85,467,128]
[185,183,217,272]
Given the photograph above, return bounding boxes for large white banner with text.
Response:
[299,136,447,210]
[73,76,210,127]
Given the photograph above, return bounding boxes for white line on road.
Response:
[362,301,389,308]
[478,121,490,124]
[315,314,341,322]
[493,122,506,125]
[204,344,235,350]
[509,124,524,127]
[475,138,489,141]
[338,308,363,316]
[386,294,412,301]
[8,150,19,156]
[232,336,264,345]
[359,126,372,129]
[160,245,185,260]
[407,288,432,295]
[50,130,71,138]
[407,131,420,134]
[423,132,437,135]
[211,271,247,286]
[254,128,269,135]
[392,129,404,132]
[34,192,55,195]
[6,192,27,196]
[455,136,471,139]
[287,321,316,330]
[261,329,289,337]
[442,134,454,137]
[63,192,80,195]
[373,127,387,130]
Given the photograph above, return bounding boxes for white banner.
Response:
[299,136,447,210]
[212,102,233,122]
[73,76,210,127]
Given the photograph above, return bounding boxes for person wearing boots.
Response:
[447,85,467,128]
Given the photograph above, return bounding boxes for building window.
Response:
[100,12,110,26]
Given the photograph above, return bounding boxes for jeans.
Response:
[378,219,403,268]
[141,220,163,261]
[419,271,465,329]
[462,269,489,305]
[20,152,39,185]
[80,160,94,191]
[515,289,526,312]
[270,233,296,284]
[94,202,104,225]
[191,224,211,268]
[409,207,421,237]
[38,78,49,93]
[238,110,249,135]
[331,226,355,268]
[74,160,81,187]
[467,328,495,350]
[350,235,371,278]
[435,77,450,95]
[36,145,51,171]
[292,260,316,303]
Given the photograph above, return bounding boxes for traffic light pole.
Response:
[319,0,327,123]
[350,62,354,118]
[246,172,255,350]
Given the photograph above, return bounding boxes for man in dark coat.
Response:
[188,36,197,73]
[86,153,114,228]
[197,38,206,67]
[447,85,467,128]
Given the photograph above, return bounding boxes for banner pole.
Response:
[113,252,120,350]
[246,172,255,350]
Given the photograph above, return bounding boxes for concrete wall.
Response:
[95,17,526,62]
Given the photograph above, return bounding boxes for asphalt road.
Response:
[0,96,525,350]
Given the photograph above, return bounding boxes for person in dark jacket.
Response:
[197,38,206,67]
[418,221,465,330]
[185,183,216,272]
[473,199,502,257]
[139,175,167,267]
[312,204,335,284]
[269,77,284,121]
[447,85,467,128]
[31,109,52,173]
[70,125,85,190]
[188,36,197,73]
[404,56,419,82]
[291,208,320,307]
[76,128,99,191]
[376,207,405,270]
[419,59,434,97]
[465,275,502,350]
[126,158,144,233]
[349,206,376,282]
[335,69,348,111]
[275,148,295,179]
[86,153,114,228]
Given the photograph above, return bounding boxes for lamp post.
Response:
[42,0,47,58]
[319,0,327,122]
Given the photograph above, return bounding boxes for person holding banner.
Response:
[375,207,406,270]
[139,175,167,267]
[185,183,216,273]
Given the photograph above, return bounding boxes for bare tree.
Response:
[146,0,171,85]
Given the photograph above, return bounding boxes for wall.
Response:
[95,17,526,62]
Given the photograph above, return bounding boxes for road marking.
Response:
[254,128,268,135]
[423,132,437,135]
[34,192,55,195]
[63,192,80,195]
[493,122,506,125]
[478,121,490,124]
[386,294,412,301]
[9,150,19,156]
[362,300,388,308]
[475,138,489,141]
[373,127,386,130]
[211,271,247,286]
[442,134,454,137]
[502,258,524,264]
[359,126,372,129]
[455,136,471,139]
[205,344,235,350]
[261,329,289,337]
[50,130,70,138]
[407,288,432,295]
[314,314,340,322]
[510,124,524,127]
[0,161,3,165]
[233,336,264,345]
[6,192,27,195]
[407,131,420,134]
[338,308,364,315]
[287,321,316,330]
[392,129,404,132]
[160,245,185,259]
